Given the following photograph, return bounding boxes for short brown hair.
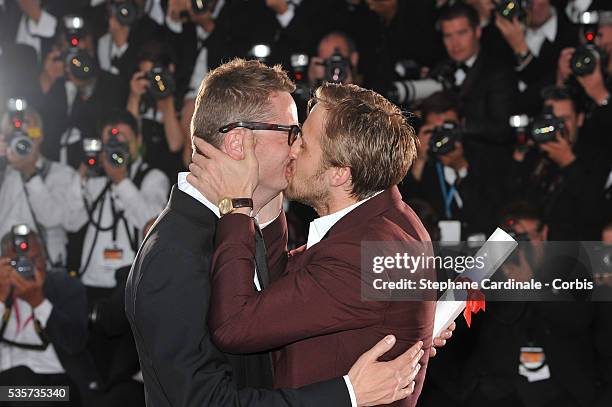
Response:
[311,83,416,201]
[191,58,295,147]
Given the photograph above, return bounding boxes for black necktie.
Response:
[254,222,270,290]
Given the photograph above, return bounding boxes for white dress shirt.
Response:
[454,54,477,87]
[275,0,302,28]
[15,1,57,60]
[97,33,129,75]
[0,298,63,374]
[525,8,558,58]
[67,159,169,287]
[306,191,382,249]
[442,165,467,210]
[179,171,358,406]
[0,159,81,266]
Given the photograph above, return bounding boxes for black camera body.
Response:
[509,108,565,146]
[571,44,600,76]
[530,108,565,144]
[104,129,131,168]
[429,122,462,157]
[324,48,350,84]
[496,0,527,21]
[145,66,175,100]
[9,225,35,280]
[83,137,103,177]
[58,16,97,81]
[110,0,139,26]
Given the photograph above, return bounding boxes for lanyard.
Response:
[436,162,457,219]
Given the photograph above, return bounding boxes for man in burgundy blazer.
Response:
[190,83,437,407]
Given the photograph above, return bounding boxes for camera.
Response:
[145,66,175,100]
[571,11,606,77]
[8,225,35,280]
[5,98,33,158]
[530,106,564,144]
[509,107,565,145]
[104,128,130,168]
[83,137,103,177]
[58,15,97,81]
[110,0,139,26]
[324,48,350,84]
[571,44,600,77]
[495,0,527,21]
[385,62,455,106]
[429,122,462,157]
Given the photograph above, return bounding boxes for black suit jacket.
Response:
[41,271,99,404]
[125,186,351,407]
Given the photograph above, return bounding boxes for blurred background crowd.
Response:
[0,0,611,406]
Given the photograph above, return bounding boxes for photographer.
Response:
[307,31,360,86]
[127,40,184,179]
[399,91,500,239]
[64,109,168,290]
[0,102,80,268]
[461,201,612,407]
[505,86,608,240]
[495,0,578,113]
[37,14,126,168]
[97,0,163,84]
[0,226,97,406]
[391,3,517,159]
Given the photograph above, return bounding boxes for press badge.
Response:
[519,346,551,382]
[103,247,124,263]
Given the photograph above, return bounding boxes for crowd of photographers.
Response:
[0,0,611,406]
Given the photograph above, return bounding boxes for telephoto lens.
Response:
[7,129,33,157]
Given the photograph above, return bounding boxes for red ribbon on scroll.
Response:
[456,277,486,327]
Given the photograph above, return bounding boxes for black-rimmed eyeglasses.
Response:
[218,121,302,146]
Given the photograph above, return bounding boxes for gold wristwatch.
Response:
[218,198,253,216]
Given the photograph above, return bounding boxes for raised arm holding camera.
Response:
[126,40,185,179]
[506,86,607,240]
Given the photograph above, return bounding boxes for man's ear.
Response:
[329,166,352,188]
[222,128,248,160]
[577,112,585,128]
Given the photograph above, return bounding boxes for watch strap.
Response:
[232,198,253,209]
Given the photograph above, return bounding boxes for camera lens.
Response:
[570,45,597,76]
[8,129,33,157]
[66,49,97,81]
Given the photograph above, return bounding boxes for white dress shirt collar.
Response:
[306,191,383,250]
[526,7,558,57]
[177,172,220,218]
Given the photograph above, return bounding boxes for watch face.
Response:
[218,198,233,215]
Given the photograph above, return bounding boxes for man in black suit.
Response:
[125,58,429,407]
[437,3,518,151]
